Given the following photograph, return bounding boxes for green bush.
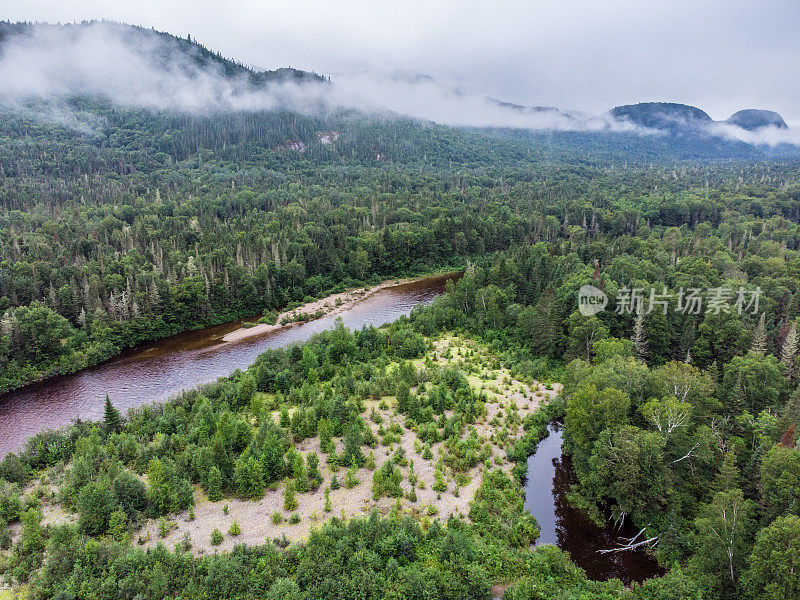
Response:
[211,528,223,545]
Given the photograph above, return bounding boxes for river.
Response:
[524,423,664,584]
[0,274,454,456]
[1,273,662,583]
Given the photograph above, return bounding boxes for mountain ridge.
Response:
[0,21,795,161]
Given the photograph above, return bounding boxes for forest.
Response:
[2,96,799,392]
[1,28,800,596]
[2,164,800,597]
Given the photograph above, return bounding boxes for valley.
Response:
[1,16,800,600]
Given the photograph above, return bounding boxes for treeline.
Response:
[4,220,800,596]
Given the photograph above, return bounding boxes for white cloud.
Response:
[2,1,798,123]
[0,22,646,135]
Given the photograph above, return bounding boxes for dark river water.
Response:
[0,272,662,582]
[524,423,664,584]
[0,274,454,455]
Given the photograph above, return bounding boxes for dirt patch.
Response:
[137,335,560,554]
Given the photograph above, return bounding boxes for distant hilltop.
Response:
[610,102,789,133]
[610,102,713,132]
[0,20,328,87]
[726,109,788,131]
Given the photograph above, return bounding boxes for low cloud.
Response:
[325,71,643,133]
[704,122,800,147]
[0,22,648,135]
[0,21,792,147]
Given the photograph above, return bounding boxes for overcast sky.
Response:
[3,0,799,123]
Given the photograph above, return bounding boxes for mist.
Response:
[704,121,800,147]
[0,22,647,134]
[0,21,793,146]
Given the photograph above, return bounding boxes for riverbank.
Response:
[0,274,457,456]
[221,273,457,344]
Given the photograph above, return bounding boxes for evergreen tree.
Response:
[103,395,121,433]
[207,466,223,502]
[283,480,298,511]
[781,321,798,378]
[751,312,768,354]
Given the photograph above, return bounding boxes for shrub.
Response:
[77,478,119,535]
[345,458,360,489]
[113,470,147,517]
[271,511,283,524]
[284,480,298,511]
[307,452,322,489]
[372,461,403,500]
[211,528,224,545]
[108,510,128,542]
[289,513,301,524]
[234,455,265,499]
[432,467,447,493]
[158,517,173,538]
[228,520,241,536]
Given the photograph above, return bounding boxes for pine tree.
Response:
[283,480,298,511]
[632,311,649,361]
[345,457,360,489]
[323,487,332,512]
[207,466,223,502]
[103,395,121,433]
[781,322,798,378]
[751,312,768,354]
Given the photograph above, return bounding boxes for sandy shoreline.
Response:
[221,274,446,344]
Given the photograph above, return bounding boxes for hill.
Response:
[727,109,789,130]
[610,102,714,132]
[0,20,326,87]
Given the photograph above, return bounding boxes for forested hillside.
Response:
[2,19,800,600]
[2,93,800,391]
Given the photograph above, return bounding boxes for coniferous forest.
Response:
[2,19,800,600]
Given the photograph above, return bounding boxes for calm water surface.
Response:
[0,274,454,455]
[524,423,664,583]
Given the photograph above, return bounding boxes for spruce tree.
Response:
[751,312,768,354]
[103,395,121,433]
